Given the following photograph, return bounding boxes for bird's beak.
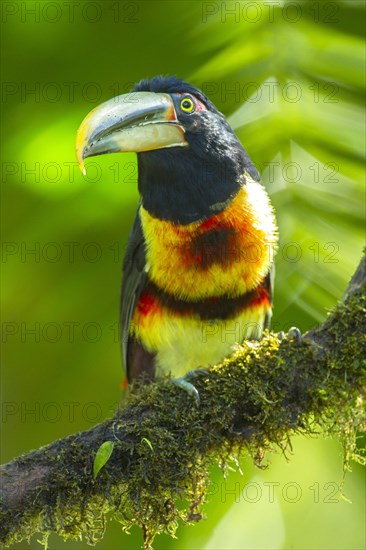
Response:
[76,92,187,174]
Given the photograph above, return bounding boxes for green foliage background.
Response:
[1,1,365,548]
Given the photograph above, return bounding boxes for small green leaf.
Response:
[93,441,115,479]
[141,437,154,451]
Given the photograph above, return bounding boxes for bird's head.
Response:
[76,76,259,224]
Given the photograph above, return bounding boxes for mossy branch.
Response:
[1,254,365,549]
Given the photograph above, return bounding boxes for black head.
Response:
[76,75,259,224]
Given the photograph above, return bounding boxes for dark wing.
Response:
[120,207,148,379]
[263,262,275,331]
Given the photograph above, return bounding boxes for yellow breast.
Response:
[131,297,270,377]
[139,176,277,300]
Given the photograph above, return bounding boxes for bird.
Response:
[76,76,278,396]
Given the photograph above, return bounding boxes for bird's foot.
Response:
[286,326,302,345]
[172,369,206,405]
[172,378,200,404]
[185,368,207,381]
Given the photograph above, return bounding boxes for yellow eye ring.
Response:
[180,96,195,113]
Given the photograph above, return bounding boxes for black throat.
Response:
[137,151,241,224]
[137,118,259,225]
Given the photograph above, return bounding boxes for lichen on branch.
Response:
[0,254,365,549]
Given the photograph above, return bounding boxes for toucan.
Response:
[76,76,278,395]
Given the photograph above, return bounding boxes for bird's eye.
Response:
[180,96,195,113]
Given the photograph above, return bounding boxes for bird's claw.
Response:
[286,326,302,345]
[172,370,206,405]
[184,368,207,381]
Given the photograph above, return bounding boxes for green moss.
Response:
[1,287,365,549]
